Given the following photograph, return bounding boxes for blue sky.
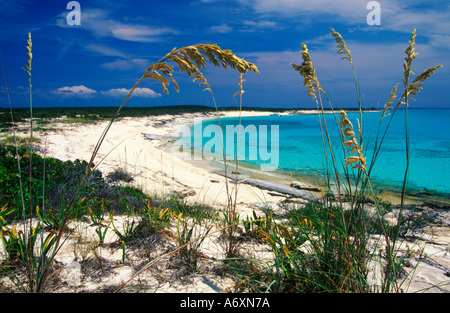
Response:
[0,0,448,109]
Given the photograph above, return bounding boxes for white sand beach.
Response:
[1,109,449,293]
[39,110,321,214]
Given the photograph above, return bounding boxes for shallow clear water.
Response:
[190,109,450,195]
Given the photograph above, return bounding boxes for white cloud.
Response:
[101,58,149,71]
[111,25,174,42]
[240,20,279,32]
[243,32,445,108]
[209,23,233,33]
[243,20,277,29]
[56,8,176,42]
[244,0,450,39]
[383,9,450,38]
[54,85,97,97]
[429,34,450,50]
[102,88,161,98]
[83,44,150,71]
[244,0,369,21]
[84,44,128,58]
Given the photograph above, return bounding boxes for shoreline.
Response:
[28,110,318,214]
[166,110,450,209]
[1,108,449,293]
[8,108,448,210]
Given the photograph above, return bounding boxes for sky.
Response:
[0,0,448,109]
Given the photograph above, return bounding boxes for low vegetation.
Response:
[0,29,444,293]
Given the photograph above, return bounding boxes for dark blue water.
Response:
[193,109,450,195]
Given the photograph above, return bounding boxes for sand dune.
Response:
[1,109,448,293]
[40,110,320,213]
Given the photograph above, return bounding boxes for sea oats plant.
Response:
[0,33,62,292]
[219,73,248,259]
[376,30,441,292]
[0,34,259,292]
[287,28,441,293]
[73,43,258,199]
[174,212,213,270]
[78,44,257,291]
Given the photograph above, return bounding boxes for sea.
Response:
[188,109,450,199]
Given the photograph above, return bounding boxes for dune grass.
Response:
[283,27,441,293]
[0,29,443,293]
[0,34,260,292]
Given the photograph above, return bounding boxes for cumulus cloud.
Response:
[102,87,161,98]
[54,85,97,97]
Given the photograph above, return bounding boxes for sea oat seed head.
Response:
[330,27,353,64]
[382,84,398,119]
[144,44,258,95]
[291,43,322,102]
[25,32,32,76]
[398,30,442,106]
[340,110,367,174]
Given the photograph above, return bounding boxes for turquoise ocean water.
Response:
[191,109,450,196]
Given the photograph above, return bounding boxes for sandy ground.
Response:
[38,110,318,215]
[1,109,449,293]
